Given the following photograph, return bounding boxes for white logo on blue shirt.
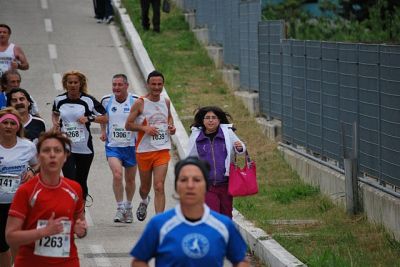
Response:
[181,233,209,259]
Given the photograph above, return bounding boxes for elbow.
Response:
[5,231,16,248]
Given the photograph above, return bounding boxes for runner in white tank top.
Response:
[0,24,29,78]
[135,95,171,153]
[100,74,139,223]
[125,70,176,221]
[0,43,14,77]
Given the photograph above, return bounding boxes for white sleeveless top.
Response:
[0,43,15,77]
[101,93,137,147]
[135,96,171,153]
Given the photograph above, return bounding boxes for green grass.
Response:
[121,1,400,266]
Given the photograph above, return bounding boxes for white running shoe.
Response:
[114,208,125,223]
[125,208,133,223]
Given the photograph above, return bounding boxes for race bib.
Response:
[111,124,132,143]
[150,124,168,146]
[64,122,85,143]
[34,220,71,258]
[0,174,20,194]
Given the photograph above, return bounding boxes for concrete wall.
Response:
[279,145,400,241]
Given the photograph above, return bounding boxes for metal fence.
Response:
[259,21,400,187]
[182,0,261,92]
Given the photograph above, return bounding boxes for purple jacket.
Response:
[196,127,228,185]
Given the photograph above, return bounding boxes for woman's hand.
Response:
[21,169,34,183]
[77,116,89,124]
[40,212,68,237]
[234,141,243,152]
[74,218,88,238]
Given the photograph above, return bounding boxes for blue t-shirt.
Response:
[0,92,6,109]
[130,204,247,266]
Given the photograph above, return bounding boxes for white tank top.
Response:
[0,43,15,77]
[102,93,137,147]
[136,96,171,153]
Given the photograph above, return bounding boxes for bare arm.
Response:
[100,122,107,142]
[165,98,176,135]
[52,111,60,131]
[125,99,143,132]
[125,99,158,136]
[77,114,108,124]
[131,259,149,267]
[21,163,40,183]
[6,212,67,248]
[12,45,29,70]
[74,212,87,238]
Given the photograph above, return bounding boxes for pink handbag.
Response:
[228,151,258,197]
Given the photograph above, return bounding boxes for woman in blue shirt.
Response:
[130,157,249,267]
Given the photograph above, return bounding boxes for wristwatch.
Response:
[27,166,37,175]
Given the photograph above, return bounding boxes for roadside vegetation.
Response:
[121,1,400,266]
[263,0,400,43]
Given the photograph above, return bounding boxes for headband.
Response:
[0,114,20,128]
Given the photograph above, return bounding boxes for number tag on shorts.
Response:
[0,174,20,194]
[150,124,168,146]
[34,219,71,258]
[111,124,132,142]
[64,122,85,143]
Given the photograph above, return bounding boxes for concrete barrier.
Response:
[279,145,400,241]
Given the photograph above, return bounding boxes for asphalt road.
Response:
[1,0,178,266]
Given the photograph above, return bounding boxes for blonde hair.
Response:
[0,107,24,137]
[62,70,88,94]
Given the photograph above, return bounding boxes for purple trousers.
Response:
[206,184,233,218]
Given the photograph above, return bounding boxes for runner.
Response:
[7,88,45,143]
[6,131,87,267]
[0,24,29,77]
[52,70,106,201]
[1,70,40,116]
[125,70,176,221]
[0,107,38,267]
[130,157,249,266]
[101,74,138,223]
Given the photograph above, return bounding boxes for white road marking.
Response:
[108,25,146,95]
[40,0,48,9]
[44,18,53,32]
[48,44,57,59]
[89,245,112,267]
[52,73,62,91]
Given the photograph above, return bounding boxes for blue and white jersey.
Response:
[130,204,247,266]
[101,93,138,147]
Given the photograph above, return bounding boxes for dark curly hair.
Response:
[190,106,233,129]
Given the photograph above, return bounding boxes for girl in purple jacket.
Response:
[187,106,246,218]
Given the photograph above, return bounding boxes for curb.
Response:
[111,1,306,266]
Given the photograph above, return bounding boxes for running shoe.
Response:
[136,196,150,221]
[105,16,114,24]
[124,208,133,223]
[114,208,125,223]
